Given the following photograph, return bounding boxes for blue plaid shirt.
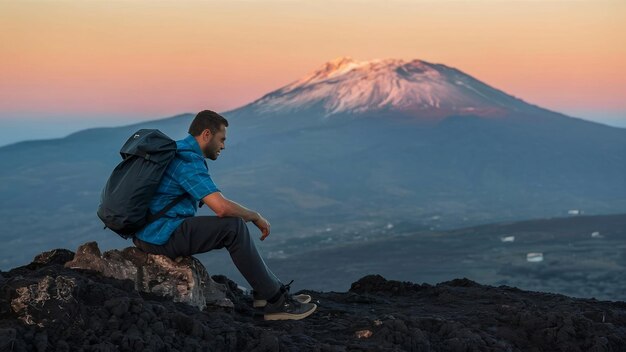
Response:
[135,133,221,245]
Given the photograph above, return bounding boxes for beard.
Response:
[203,144,219,160]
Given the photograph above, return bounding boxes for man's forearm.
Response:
[220,199,259,222]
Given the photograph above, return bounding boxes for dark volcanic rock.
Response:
[27,248,75,270]
[0,247,625,351]
[349,274,432,295]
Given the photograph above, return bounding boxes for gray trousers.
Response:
[133,216,282,300]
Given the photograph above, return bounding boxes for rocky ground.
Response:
[1,247,625,352]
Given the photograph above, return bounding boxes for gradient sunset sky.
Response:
[1,0,625,144]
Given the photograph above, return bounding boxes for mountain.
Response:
[0,56,625,273]
[240,56,545,119]
[221,57,626,229]
[1,248,625,351]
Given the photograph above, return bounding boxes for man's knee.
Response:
[224,216,247,231]
[222,216,249,246]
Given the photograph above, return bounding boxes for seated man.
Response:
[132,110,316,321]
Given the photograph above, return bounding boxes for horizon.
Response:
[1,0,625,146]
[1,104,625,148]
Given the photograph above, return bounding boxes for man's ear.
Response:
[203,128,213,141]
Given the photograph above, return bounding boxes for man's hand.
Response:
[253,214,271,241]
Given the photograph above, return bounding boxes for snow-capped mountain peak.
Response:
[246,56,536,118]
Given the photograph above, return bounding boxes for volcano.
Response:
[0,56,625,272]
[217,57,626,225]
[240,56,546,120]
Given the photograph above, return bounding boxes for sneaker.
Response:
[263,280,317,321]
[252,280,312,308]
[254,292,311,308]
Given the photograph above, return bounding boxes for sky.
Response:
[1,0,625,146]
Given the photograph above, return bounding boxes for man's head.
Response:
[188,110,229,160]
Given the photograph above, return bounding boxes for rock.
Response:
[0,328,17,350]
[64,241,233,310]
[349,274,430,295]
[2,246,626,351]
[355,329,373,339]
[9,275,80,327]
[26,248,75,269]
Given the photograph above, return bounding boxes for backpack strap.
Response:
[145,193,188,225]
[124,150,151,161]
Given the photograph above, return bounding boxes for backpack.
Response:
[97,129,187,239]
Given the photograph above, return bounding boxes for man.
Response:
[132,110,317,321]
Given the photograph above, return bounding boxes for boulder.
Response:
[28,248,75,269]
[64,241,233,310]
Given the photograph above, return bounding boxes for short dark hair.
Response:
[188,110,229,136]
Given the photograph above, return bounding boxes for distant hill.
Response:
[1,56,625,271]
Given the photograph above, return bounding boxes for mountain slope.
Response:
[0,57,625,274]
[258,213,626,301]
[238,56,551,119]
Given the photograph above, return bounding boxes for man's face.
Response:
[202,124,226,160]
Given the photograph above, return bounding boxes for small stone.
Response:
[355,330,373,339]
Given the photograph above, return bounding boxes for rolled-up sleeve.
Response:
[174,155,221,201]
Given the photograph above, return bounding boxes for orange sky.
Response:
[1,0,625,125]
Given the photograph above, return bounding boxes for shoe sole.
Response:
[254,294,311,308]
[264,304,317,321]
